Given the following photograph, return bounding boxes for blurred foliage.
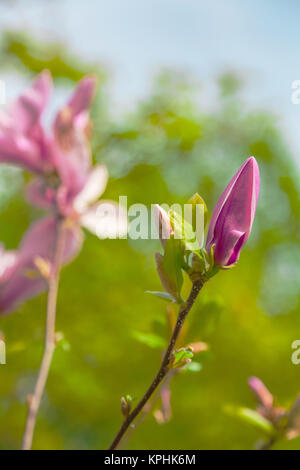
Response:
[0,31,299,450]
[0,31,105,82]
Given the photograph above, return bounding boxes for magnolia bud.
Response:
[121,396,132,417]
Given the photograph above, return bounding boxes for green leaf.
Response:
[183,361,202,372]
[145,291,175,302]
[61,340,71,352]
[125,394,134,403]
[163,238,184,301]
[188,193,208,228]
[170,210,200,252]
[132,331,166,349]
[155,252,180,301]
[171,349,194,367]
[236,407,276,436]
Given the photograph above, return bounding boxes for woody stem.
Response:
[108,279,204,450]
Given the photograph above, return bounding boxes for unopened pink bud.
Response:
[206,157,260,267]
[248,376,273,409]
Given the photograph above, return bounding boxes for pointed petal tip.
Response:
[39,69,52,81]
[248,376,260,388]
[34,69,53,93]
[246,156,260,175]
[247,156,260,197]
[84,74,98,86]
[79,74,98,95]
[67,74,98,116]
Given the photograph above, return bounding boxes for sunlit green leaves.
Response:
[2,31,104,82]
[154,201,210,302]
[235,407,276,436]
[145,291,175,302]
[170,349,193,368]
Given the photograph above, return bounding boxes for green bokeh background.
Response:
[0,31,299,450]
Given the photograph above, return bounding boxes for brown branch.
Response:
[22,220,65,450]
[108,279,204,450]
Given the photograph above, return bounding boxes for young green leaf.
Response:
[170,210,200,252]
[155,252,179,301]
[145,291,175,302]
[236,407,276,436]
[162,238,183,302]
[188,193,207,228]
[171,349,194,368]
[132,331,166,349]
[183,361,202,372]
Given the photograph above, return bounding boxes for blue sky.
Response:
[1,0,300,162]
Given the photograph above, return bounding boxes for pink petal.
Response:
[73,164,108,213]
[248,376,273,409]
[54,131,92,212]
[0,246,17,282]
[0,216,83,315]
[11,70,53,134]
[67,75,97,117]
[26,178,57,210]
[19,216,83,265]
[53,75,97,204]
[206,157,260,266]
[0,272,47,316]
[0,132,43,173]
[0,71,53,173]
[53,75,96,141]
[80,200,128,239]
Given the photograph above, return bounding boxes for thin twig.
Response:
[22,219,65,450]
[108,279,204,450]
[119,370,176,450]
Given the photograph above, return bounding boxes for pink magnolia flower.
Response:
[52,74,97,214]
[16,71,97,214]
[71,164,127,238]
[0,216,82,316]
[0,71,127,239]
[206,157,260,267]
[28,163,127,239]
[0,72,127,315]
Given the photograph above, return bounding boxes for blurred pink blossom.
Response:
[0,217,82,315]
[0,70,53,173]
[0,71,127,238]
[248,376,300,441]
[0,72,127,314]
